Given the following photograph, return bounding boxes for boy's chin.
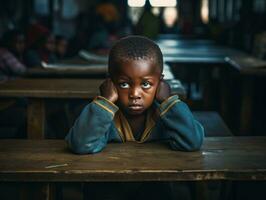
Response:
[124,108,147,116]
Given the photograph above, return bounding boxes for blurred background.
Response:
[0,1,266,200]
[0,0,266,138]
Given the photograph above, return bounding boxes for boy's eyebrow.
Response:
[142,76,156,79]
[117,76,156,80]
[117,76,130,79]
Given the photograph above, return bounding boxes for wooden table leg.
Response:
[202,67,213,110]
[27,98,45,139]
[239,76,254,135]
[220,67,229,120]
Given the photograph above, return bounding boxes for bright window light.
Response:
[163,7,178,27]
[128,0,146,7]
[149,0,177,7]
[152,7,160,16]
[201,0,209,24]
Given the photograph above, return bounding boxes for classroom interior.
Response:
[0,0,266,200]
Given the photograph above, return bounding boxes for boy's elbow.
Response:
[70,141,105,154]
[66,135,106,154]
[185,125,204,151]
[71,144,102,154]
[170,138,202,152]
[170,125,204,152]
[185,138,203,151]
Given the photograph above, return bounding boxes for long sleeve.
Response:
[158,95,204,151]
[65,96,119,154]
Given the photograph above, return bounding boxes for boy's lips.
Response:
[128,104,144,111]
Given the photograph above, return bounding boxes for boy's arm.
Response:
[158,95,204,151]
[65,96,119,154]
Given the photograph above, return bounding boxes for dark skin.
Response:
[100,59,171,140]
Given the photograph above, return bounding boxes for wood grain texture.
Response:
[0,79,103,99]
[0,137,265,182]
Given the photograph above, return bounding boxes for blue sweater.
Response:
[65,95,204,154]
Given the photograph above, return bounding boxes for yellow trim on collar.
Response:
[113,109,155,143]
[113,115,126,143]
[138,110,155,143]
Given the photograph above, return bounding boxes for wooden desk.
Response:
[226,56,266,76]
[224,56,266,135]
[158,43,244,64]
[25,62,175,79]
[25,64,108,78]
[0,79,103,139]
[158,42,245,110]
[156,39,215,47]
[0,78,186,139]
[0,137,265,181]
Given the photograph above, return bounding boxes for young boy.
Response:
[65,35,204,154]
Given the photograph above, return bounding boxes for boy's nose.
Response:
[129,87,141,99]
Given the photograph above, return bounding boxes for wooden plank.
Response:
[226,56,266,76]
[226,56,266,70]
[0,137,266,182]
[25,64,108,78]
[0,79,103,99]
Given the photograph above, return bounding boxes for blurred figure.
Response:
[1,30,26,63]
[55,35,68,59]
[0,29,26,81]
[87,2,120,53]
[0,49,26,81]
[0,30,27,139]
[25,24,57,67]
[134,2,160,39]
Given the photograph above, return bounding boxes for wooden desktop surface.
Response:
[0,137,266,182]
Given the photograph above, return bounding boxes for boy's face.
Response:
[112,59,161,116]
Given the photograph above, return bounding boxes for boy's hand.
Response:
[99,78,118,103]
[156,80,171,103]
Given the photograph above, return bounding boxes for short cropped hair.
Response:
[108,35,163,76]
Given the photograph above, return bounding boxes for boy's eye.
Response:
[119,82,130,89]
[142,81,151,89]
